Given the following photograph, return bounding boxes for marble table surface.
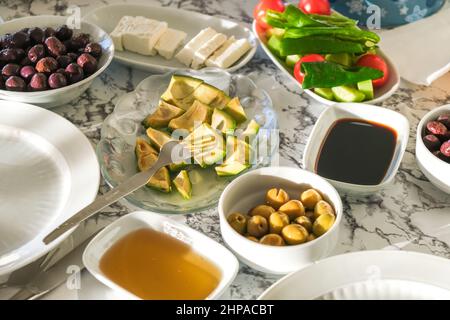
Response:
[1,0,450,300]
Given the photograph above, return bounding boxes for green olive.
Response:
[313,212,336,237]
[248,204,275,220]
[260,234,285,246]
[306,233,316,242]
[247,215,269,238]
[266,188,290,209]
[246,235,259,242]
[305,210,315,221]
[279,200,305,221]
[269,212,289,234]
[313,200,335,220]
[300,189,323,210]
[293,216,313,232]
[281,224,308,245]
[227,212,247,235]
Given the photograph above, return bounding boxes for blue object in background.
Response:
[329,0,446,27]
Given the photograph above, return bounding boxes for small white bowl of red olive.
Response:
[416,104,450,194]
[218,166,342,275]
[0,15,114,108]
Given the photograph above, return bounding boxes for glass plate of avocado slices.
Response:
[97,68,278,213]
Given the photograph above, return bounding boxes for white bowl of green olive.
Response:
[218,166,343,275]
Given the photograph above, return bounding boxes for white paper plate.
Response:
[252,21,400,106]
[258,250,450,300]
[83,4,257,73]
[0,100,100,278]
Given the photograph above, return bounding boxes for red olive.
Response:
[76,53,97,74]
[437,114,450,129]
[65,63,84,83]
[28,44,45,63]
[55,25,73,41]
[44,27,56,38]
[44,36,66,57]
[28,27,45,44]
[84,42,102,58]
[426,121,448,140]
[19,65,36,82]
[2,63,20,80]
[35,57,58,74]
[28,73,48,91]
[441,140,450,158]
[5,76,26,91]
[48,72,67,89]
[422,134,441,151]
[56,55,72,68]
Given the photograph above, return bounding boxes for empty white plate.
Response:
[83,4,257,73]
[258,250,450,300]
[0,100,100,278]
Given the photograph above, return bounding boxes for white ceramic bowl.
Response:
[416,104,450,194]
[218,166,343,275]
[0,15,114,108]
[83,211,239,300]
[252,21,400,106]
[303,103,409,194]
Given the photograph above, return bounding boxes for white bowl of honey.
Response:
[83,211,239,300]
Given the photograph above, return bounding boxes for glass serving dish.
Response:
[97,69,278,213]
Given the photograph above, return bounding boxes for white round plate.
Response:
[83,4,257,73]
[252,21,400,106]
[258,250,450,300]
[0,100,100,278]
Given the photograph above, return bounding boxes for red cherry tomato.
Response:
[356,54,389,87]
[293,54,325,84]
[299,0,331,15]
[254,0,285,30]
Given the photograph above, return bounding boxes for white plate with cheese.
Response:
[83,4,257,73]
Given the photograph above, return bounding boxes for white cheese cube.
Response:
[110,16,135,51]
[155,28,187,60]
[122,17,168,56]
[205,36,235,67]
[205,38,252,69]
[191,33,227,70]
[175,27,217,66]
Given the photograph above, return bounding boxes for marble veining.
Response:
[1,0,450,300]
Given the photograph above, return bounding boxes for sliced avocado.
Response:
[142,101,185,129]
[225,136,252,165]
[285,54,301,68]
[223,97,247,123]
[325,53,352,67]
[168,100,212,133]
[240,119,260,144]
[211,108,236,134]
[183,123,225,168]
[135,141,171,192]
[314,88,335,101]
[169,161,189,172]
[161,75,203,103]
[266,27,285,38]
[357,80,374,100]
[215,161,249,177]
[331,85,366,103]
[146,127,173,150]
[135,137,158,158]
[267,35,284,58]
[193,83,230,109]
[172,170,192,200]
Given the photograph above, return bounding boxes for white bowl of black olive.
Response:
[0,15,114,108]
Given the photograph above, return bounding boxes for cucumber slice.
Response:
[325,53,352,67]
[267,35,285,58]
[285,54,301,68]
[357,80,374,100]
[331,85,366,102]
[314,88,335,101]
